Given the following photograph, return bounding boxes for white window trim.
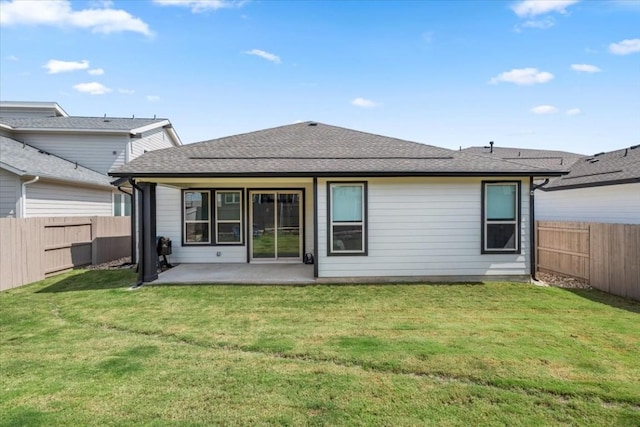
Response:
[215,190,243,244]
[329,182,366,255]
[184,190,211,245]
[483,182,519,253]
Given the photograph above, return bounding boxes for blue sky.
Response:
[1,0,639,154]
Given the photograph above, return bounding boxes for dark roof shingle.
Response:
[1,136,111,187]
[544,145,640,190]
[111,122,566,177]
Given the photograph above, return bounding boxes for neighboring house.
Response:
[462,144,640,224]
[110,122,564,283]
[0,101,182,218]
[536,146,640,224]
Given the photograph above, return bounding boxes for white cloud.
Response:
[571,64,601,73]
[118,88,135,94]
[518,17,555,30]
[609,38,640,55]
[0,0,153,36]
[88,68,105,75]
[73,82,112,95]
[43,59,89,74]
[511,0,580,17]
[351,97,382,108]
[153,0,245,13]
[566,108,581,116]
[531,105,558,114]
[489,68,554,85]
[244,49,281,64]
[146,95,161,102]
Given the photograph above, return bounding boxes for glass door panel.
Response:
[252,193,275,259]
[277,193,300,258]
[250,191,302,261]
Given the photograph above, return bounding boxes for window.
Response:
[215,190,242,244]
[184,190,210,244]
[482,182,520,253]
[328,182,367,255]
[182,189,244,245]
[113,193,131,217]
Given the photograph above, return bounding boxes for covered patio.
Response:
[152,263,316,285]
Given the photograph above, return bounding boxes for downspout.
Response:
[128,177,144,287]
[529,178,549,281]
[21,176,40,218]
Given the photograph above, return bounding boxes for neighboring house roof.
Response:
[0,101,69,117]
[0,116,174,136]
[0,136,112,188]
[461,146,584,172]
[111,121,566,178]
[543,145,640,190]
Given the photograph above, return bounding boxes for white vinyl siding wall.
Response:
[536,183,640,224]
[156,180,315,264]
[16,132,128,174]
[25,181,113,217]
[0,169,20,217]
[317,177,530,278]
[130,128,175,160]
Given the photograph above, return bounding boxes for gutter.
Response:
[21,176,40,218]
[529,178,549,281]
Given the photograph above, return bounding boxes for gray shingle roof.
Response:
[1,136,112,188]
[0,116,168,132]
[544,145,640,190]
[111,122,566,177]
[461,146,584,172]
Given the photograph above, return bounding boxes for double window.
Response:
[328,182,367,255]
[183,189,243,245]
[482,182,520,253]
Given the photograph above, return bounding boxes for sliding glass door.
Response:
[250,191,302,261]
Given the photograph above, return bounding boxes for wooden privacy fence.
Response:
[537,221,640,301]
[0,216,131,291]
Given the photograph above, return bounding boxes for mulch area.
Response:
[86,257,134,270]
[535,271,591,289]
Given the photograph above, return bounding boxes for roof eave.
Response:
[130,120,171,135]
[9,127,133,135]
[110,170,567,179]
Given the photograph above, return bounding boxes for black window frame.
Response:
[181,188,245,246]
[481,181,521,254]
[326,181,368,256]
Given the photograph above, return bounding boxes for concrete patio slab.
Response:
[151,263,315,285]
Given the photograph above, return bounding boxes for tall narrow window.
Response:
[113,193,131,216]
[215,190,242,244]
[184,190,210,244]
[482,182,520,253]
[328,182,367,255]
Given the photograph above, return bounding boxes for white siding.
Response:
[318,177,531,279]
[25,181,113,217]
[0,169,20,217]
[156,180,315,264]
[130,128,174,160]
[536,183,640,224]
[17,132,128,174]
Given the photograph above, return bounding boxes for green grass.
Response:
[1,270,639,426]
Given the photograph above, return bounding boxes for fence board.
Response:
[538,221,640,301]
[0,216,131,291]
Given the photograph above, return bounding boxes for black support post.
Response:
[139,182,158,283]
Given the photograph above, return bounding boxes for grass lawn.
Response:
[1,270,639,426]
